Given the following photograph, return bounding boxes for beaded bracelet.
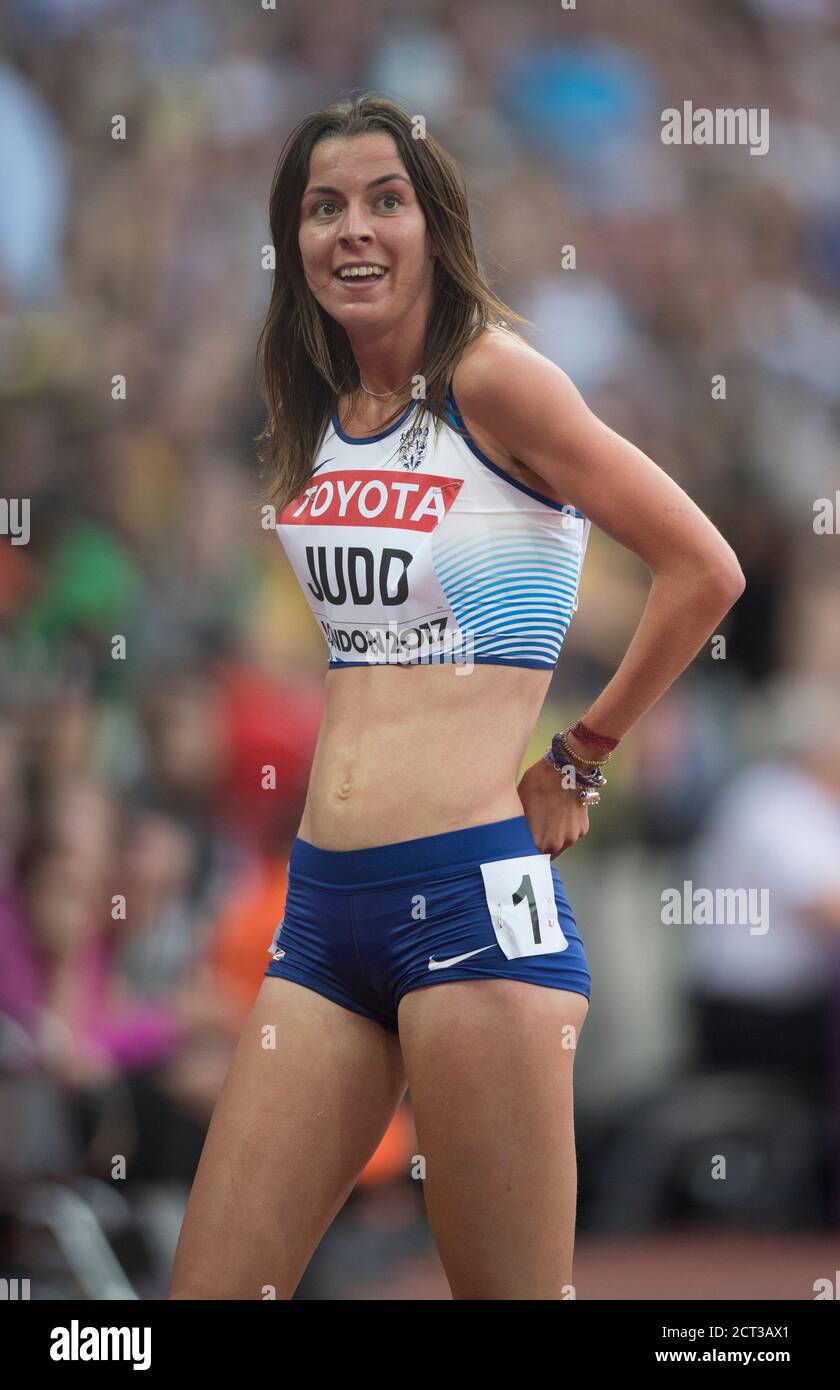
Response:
[555,729,611,767]
[544,745,607,806]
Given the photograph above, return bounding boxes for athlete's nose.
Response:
[338,200,375,245]
[338,227,373,248]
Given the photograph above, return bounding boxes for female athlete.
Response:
[170,95,744,1300]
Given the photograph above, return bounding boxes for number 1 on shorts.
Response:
[480,854,570,960]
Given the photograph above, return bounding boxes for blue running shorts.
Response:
[264,815,591,1033]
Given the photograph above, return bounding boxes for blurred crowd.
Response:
[1,0,839,1298]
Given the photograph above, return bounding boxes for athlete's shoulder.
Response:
[449,326,571,428]
[450,324,536,397]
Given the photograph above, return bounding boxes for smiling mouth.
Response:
[333,268,390,285]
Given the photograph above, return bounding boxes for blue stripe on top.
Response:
[444,387,586,519]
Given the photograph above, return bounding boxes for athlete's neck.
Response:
[337,386,412,433]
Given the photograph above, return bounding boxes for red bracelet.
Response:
[570,719,620,753]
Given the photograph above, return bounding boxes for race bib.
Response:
[479,854,569,960]
[266,920,286,960]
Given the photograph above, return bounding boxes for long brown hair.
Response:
[254,93,533,515]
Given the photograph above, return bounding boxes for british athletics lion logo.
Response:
[397,420,429,471]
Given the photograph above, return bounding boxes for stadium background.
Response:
[1,0,839,1299]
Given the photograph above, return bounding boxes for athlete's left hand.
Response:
[517,756,591,858]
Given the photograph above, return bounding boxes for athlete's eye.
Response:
[309,192,404,217]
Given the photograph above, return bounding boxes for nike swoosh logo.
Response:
[428,944,496,971]
[311,458,334,475]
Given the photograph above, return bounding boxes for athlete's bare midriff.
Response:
[295,662,553,850]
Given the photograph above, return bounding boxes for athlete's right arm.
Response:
[451,332,745,745]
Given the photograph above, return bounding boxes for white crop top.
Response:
[275,386,591,670]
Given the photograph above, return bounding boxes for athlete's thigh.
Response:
[398,978,588,1300]
[170,975,406,1300]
